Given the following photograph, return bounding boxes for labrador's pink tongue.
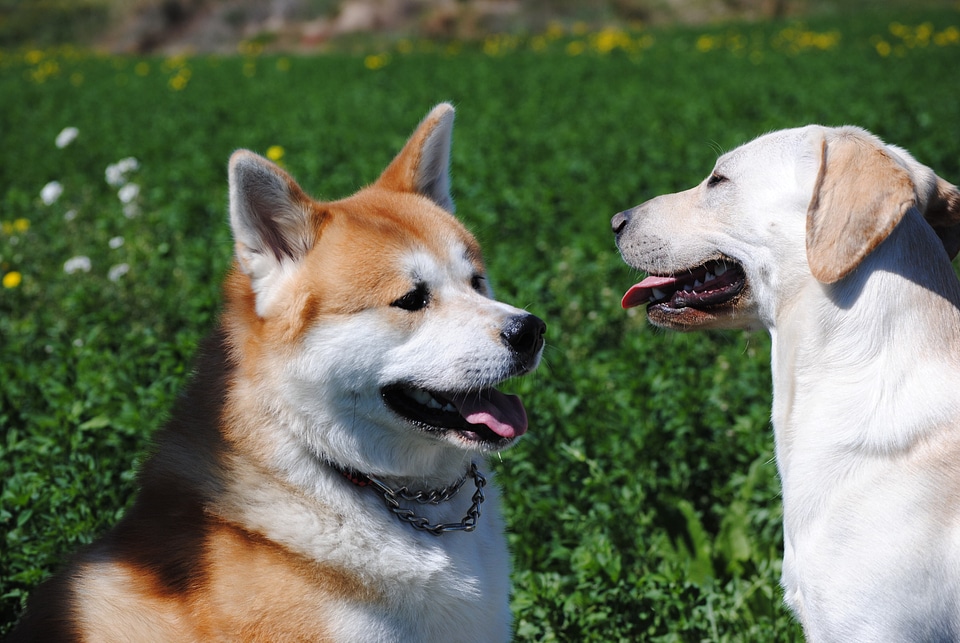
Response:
[621,275,678,309]
[454,390,528,439]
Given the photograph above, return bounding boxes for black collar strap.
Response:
[330,460,487,536]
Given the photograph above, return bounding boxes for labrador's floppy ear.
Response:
[805,129,916,284]
[374,103,456,212]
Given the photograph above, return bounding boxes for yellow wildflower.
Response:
[364,53,389,70]
[696,35,716,52]
[3,271,22,288]
[266,146,285,162]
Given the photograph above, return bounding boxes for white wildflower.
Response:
[108,263,130,282]
[105,157,139,187]
[55,127,79,149]
[64,209,78,221]
[108,236,125,249]
[118,157,139,173]
[105,165,124,187]
[64,255,92,274]
[41,181,63,205]
[118,183,140,204]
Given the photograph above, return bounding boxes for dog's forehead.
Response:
[400,241,481,282]
[717,126,821,176]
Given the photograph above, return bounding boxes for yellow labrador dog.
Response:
[612,126,960,641]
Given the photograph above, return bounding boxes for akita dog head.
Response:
[222,103,545,479]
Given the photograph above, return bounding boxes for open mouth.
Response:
[381,384,528,446]
[621,258,746,313]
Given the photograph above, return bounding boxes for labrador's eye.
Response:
[391,283,430,311]
[471,274,487,294]
[707,173,728,187]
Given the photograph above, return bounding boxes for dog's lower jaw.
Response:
[646,287,754,331]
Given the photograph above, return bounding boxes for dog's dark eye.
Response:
[707,173,728,187]
[471,274,487,294]
[391,283,430,311]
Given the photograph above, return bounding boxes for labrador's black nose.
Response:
[501,314,546,364]
[611,210,631,234]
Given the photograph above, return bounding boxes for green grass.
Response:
[3,8,960,639]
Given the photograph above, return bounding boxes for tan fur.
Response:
[805,130,917,283]
[71,524,368,642]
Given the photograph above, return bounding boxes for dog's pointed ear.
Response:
[375,103,455,212]
[229,150,316,279]
[921,176,960,260]
[805,129,916,284]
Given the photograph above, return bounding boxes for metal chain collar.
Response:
[349,462,486,536]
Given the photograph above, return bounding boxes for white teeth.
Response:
[406,387,457,413]
[715,263,727,277]
[408,389,434,406]
[705,272,715,282]
[693,279,703,287]
[652,288,667,300]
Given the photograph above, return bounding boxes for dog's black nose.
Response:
[611,210,630,234]
[501,314,546,362]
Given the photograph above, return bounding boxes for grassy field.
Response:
[3,7,960,639]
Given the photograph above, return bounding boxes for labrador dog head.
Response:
[612,125,960,331]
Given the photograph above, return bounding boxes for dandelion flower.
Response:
[55,126,79,148]
[108,263,130,282]
[118,183,140,204]
[13,218,29,233]
[2,271,22,288]
[266,145,285,162]
[41,181,63,205]
[64,256,92,274]
[109,236,125,249]
[364,54,389,70]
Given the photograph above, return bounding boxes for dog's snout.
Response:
[501,314,546,362]
[611,210,631,235]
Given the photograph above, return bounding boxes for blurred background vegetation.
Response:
[2,0,957,52]
[3,0,959,640]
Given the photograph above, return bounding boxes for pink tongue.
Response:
[621,275,678,309]
[454,390,528,439]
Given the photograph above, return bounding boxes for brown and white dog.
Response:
[8,103,545,642]
[613,126,960,641]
